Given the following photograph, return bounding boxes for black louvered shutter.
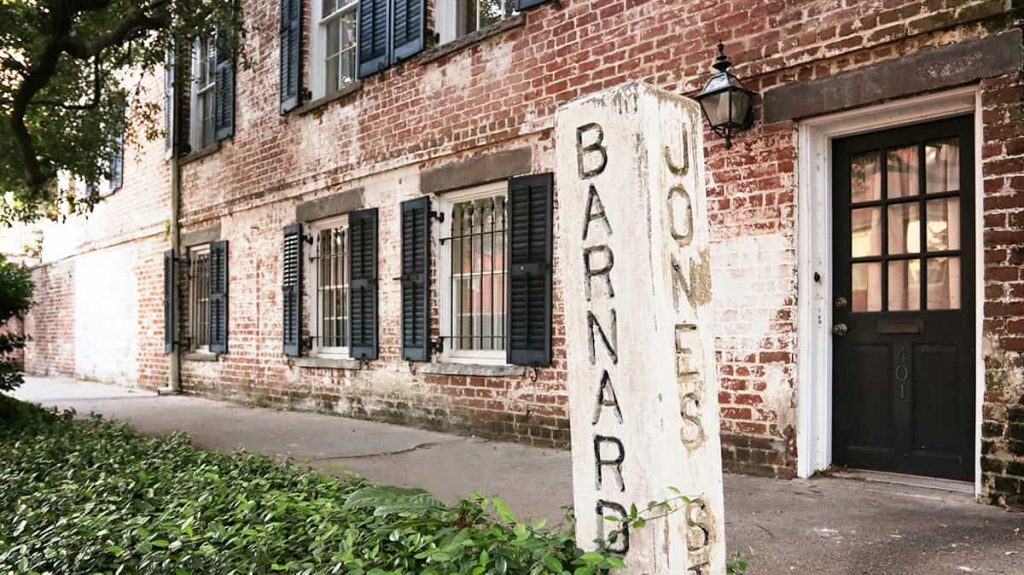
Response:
[349,208,379,360]
[110,132,124,190]
[283,225,303,356]
[175,42,191,154]
[209,240,229,354]
[506,174,553,366]
[164,49,175,152]
[392,0,424,61]
[279,0,302,113]
[513,0,550,9]
[164,250,177,354]
[401,198,430,361]
[214,32,235,141]
[358,0,390,78]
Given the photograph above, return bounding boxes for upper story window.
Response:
[309,216,351,357]
[190,35,218,151]
[312,0,358,99]
[437,0,516,44]
[439,182,508,363]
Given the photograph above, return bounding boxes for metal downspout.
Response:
[159,58,182,396]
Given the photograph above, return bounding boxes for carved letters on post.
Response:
[575,123,631,552]
[556,83,725,574]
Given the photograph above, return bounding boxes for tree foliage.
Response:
[0,0,243,223]
[0,255,32,392]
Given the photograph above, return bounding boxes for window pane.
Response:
[927,257,960,310]
[888,260,921,311]
[340,12,357,85]
[191,252,211,348]
[850,152,881,203]
[317,227,349,349]
[322,0,336,16]
[458,0,478,35]
[851,262,882,312]
[887,202,920,255]
[926,197,960,251]
[926,138,959,194]
[851,207,881,257]
[887,146,919,199]
[449,195,507,352]
[479,0,506,28]
[326,55,339,94]
[326,19,340,55]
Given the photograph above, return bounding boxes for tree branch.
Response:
[9,0,172,194]
[59,3,172,61]
[29,58,102,111]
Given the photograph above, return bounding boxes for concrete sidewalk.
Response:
[12,377,1023,574]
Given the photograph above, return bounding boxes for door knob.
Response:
[832,323,849,336]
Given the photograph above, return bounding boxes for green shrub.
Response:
[0,398,624,575]
[0,254,33,393]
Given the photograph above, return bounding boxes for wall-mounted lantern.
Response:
[695,43,756,149]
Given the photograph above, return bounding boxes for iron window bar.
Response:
[309,227,350,350]
[438,195,508,352]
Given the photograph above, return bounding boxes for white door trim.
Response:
[795,86,982,495]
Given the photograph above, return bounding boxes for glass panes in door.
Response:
[848,137,962,312]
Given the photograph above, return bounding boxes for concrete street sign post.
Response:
[555,82,726,574]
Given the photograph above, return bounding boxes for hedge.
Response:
[0,397,625,575]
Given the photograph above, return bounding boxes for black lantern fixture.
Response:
[695,42,756,149]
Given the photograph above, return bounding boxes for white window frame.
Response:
[437,181,508,365]
[188,244,212,353]
[189,35,217,152]
[308,214,351,359]
[311,0,359,101]
[436,0,516,45]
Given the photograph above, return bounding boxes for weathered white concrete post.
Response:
[555,82,726,574]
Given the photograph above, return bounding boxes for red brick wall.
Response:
[979,73,1024,507]
[24,261,75,378]
[15,0,1024,500]
[171,0,1021,477]
[19,75,172,388]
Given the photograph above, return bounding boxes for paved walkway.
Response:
[12,377,1023,574]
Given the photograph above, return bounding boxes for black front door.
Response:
[832,115,975,481]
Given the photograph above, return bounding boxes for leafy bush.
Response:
[0,398,625,575]
[0,254,33,392]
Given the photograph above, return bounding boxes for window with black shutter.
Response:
[209,240,229,354]
[213,32,235,142]
[401,198,431,361]
[357,0,424,78]
[283,224,304,356]
[280,0,303,113]
[506,173,553,366]
[348,208,379,359]
[164,250,177,354]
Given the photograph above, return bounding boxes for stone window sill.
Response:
[183,352,219,362]
[292,356,362,370]
[420,362,524,377]
[178,142,222,166]
[418,14,526,66]
[295,81,363,116]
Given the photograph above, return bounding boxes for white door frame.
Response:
[795,86,984,494]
